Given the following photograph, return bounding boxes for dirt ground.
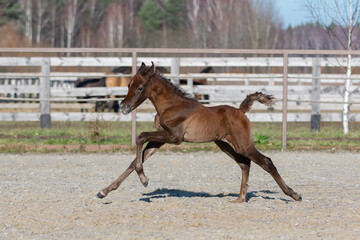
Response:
[0,151,359,239]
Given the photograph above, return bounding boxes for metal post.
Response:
[131,52,137,147]
[311,57,321,132]
[282,53,288,151]
[171,58,180,85]
[40,58,51,129]
[187,77,193,96]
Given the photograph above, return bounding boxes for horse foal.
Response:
[97,62,302,203]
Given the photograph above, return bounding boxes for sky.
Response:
[275,0,312,27]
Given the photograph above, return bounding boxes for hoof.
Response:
[97,191,106,199]
[231,198,246,203]
[293,193,302,201]
[142,180,149,188]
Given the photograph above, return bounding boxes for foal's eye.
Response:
[138,87,143,91]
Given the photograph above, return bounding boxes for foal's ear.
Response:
[137,62,146,74]
[149,61,155,75]
[143,61,155,78]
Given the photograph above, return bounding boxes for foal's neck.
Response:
[148,76,190,114]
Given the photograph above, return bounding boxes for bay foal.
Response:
[97,62,301,203]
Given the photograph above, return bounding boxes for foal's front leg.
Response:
[135,130,181,187]
[97,141,164,198]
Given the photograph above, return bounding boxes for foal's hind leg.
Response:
[215,140,251,203]
[97,141,164,198]
[226,129,301,201]
[247,148,302,201]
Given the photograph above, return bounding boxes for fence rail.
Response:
[2,72,360,84]
[2,56,360,67]
[2,48,360,150]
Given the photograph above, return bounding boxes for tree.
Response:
[138,0,163,32]
[49,0,59,47]
[163,0,186,30]
[138,0,186,47]
[244,0,280,49]
[0,0,22,25]
[64,0,78,54]
[304,0,360,134]
[35,0,48,46]
[19,0,33,44]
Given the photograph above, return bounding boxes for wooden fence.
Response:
[1,48,360,149]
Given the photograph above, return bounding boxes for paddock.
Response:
[1,48,360,151]
[0,151,359,239]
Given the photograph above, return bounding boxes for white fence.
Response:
[1,47,360,149]
[1,56,360,123]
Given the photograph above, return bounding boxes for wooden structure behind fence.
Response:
[1,48,360,149]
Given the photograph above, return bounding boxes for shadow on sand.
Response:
[139,188,292,203]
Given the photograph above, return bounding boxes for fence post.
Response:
[311,57,321,132]
[40,58,51,129]
[131,51,137,147]
[171,58,180,85]
[187,77,194,94]
[282,53,288,151]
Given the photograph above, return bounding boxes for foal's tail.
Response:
[240,92,275,113]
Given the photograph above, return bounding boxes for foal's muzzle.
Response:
[120,102,131,115]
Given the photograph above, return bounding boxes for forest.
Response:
[0,0,359,50]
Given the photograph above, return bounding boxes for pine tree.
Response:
[164,0,186,30]
[0,0,23,25]
[139,0,163,32]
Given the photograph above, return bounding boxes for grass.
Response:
[251,122,360,151]
[0,121,359,152]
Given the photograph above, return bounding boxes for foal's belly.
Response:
[180,105,236,143]
[182,119,226,143]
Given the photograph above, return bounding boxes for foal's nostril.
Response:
[120,102,131,115]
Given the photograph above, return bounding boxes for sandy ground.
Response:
[0,151,359,239]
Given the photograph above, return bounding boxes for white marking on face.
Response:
[128,77,134,88]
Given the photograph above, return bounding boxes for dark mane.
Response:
[155,72,197,101]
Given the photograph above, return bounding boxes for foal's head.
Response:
[120,62,155,115]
